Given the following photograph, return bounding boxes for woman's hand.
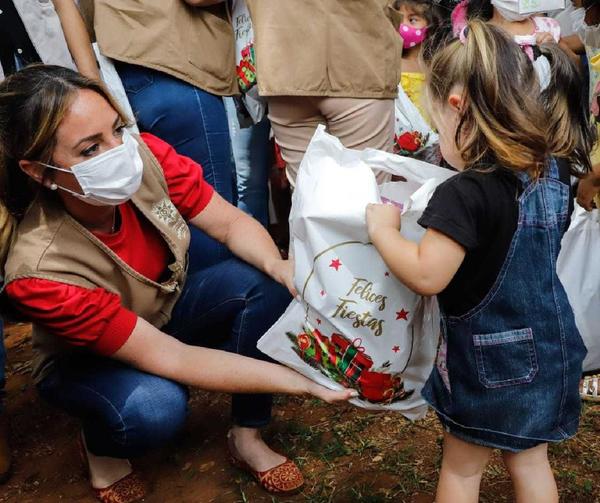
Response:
[265,258,297,297]
[306,381,358,404]
[577,173,600,211]
[366,203,401,240]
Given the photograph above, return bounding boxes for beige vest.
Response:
[4,138,191,381]
[246,0,403,99]
[90,0,238,96]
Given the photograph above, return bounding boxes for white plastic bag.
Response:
[394,84,439,164]
[557,204,600,372]
[230,0,267,124]
[92,43,139,134]
[258,126,454,419]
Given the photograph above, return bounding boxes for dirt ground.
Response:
[1,322,599,503]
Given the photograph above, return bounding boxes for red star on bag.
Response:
[320,290,326,296]
[329,258,342,271]
[396,309,409,321]
[392,345,400,353]
[316,319,322,325]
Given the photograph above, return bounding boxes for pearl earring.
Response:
[50,183,58,191]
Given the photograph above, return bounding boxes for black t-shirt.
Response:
[417,162,572,317]
[418,167,521,317]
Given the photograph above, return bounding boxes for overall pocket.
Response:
[473,328,538,388]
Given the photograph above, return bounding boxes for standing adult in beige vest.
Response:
[1,66,352,502]
[246,0,403,184]
[86,0,243,271]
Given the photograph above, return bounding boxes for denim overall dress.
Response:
[422,160,587,451]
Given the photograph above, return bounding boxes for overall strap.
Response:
[547,158,560,180]
[516,171,530,186]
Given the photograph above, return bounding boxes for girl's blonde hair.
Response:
[426,20,595,177]
[0,64,130,264]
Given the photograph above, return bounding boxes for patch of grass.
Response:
[382,446,416,472]
[349,483,387,503]
[319,432,352,463]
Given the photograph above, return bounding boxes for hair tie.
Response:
[459,26,469,45]
[451,0,469,37]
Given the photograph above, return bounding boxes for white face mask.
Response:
[492,0,566,21]
[492,0,531,21]
[41,130,144,207]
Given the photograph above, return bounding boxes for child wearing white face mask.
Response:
[452,0,579,88]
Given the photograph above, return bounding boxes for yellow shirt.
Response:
[400,72,429,126]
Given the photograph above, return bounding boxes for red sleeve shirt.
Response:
[6,133,215,355]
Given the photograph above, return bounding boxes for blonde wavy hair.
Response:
[425,20,594,177]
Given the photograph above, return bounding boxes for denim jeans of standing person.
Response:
[224,97,271,227]
[115,62,237,270]
[37,257,291,458]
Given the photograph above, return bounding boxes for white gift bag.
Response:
[557,204,600,372]
[258,126,454,419]
[230,0,267,124]
[394,84,439,164]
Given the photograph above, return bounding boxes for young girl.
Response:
[366,21,593,502]
[393,0,446,161]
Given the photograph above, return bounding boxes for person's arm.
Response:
[577,164,600,211]
[52,0,99,79]
[560,34,585,55]
[365,203,466,296]
[189,192,296,295]
[115,316,354,402]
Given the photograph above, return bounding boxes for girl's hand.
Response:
[266,258,298,297]
[536,32,556,45]
[577,174,600,211]
[306,381,358,404]
[366,203,402,240]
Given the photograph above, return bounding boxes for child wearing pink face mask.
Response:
[394,0,445,119]
[393,0,447,161]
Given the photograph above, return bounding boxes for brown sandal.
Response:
[91,472,146,503]
[78,433,146,503]
[227,434,304,494]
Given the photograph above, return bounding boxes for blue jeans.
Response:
[116,62,236,270]
[224,97,271,226]
[37,259,291,458]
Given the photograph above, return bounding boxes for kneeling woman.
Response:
[0,65,351,502]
